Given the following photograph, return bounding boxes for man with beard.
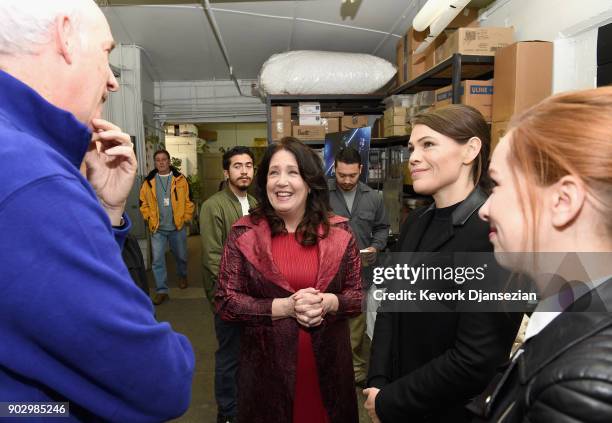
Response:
[200,146,256,423]
[139,149,195,305]
[329,147,389,388]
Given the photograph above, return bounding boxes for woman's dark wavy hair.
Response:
[250,137,332,246]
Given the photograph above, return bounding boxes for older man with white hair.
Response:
[0,1,195,421]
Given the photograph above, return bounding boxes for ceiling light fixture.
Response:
[412,0,470,54]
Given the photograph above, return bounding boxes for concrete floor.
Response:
[152,234,372,423]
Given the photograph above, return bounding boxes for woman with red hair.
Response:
[471,86,612,422]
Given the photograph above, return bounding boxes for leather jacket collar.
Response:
[422,186,487,226]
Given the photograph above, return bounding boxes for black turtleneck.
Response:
[416,201,461,252]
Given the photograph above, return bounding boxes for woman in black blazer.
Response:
[365,105,522,423]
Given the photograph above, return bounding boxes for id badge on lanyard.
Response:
[164,197,170,207]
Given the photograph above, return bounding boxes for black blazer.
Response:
[368,188,522,423]
[470,277,612,423]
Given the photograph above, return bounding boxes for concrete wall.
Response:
[480,0,612,92]
[105,45,151,240]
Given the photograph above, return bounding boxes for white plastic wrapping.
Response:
[259,50,396,95]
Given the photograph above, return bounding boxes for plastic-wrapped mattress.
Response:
[259,50,396,95]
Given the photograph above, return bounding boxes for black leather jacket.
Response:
[470,278,612,423]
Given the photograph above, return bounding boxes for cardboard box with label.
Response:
[490,120,510,156]
[299,114,322,126]
[492,41,553,122]
[435,27,515,65]
[341,115,369,131]
[321,118,340,134]
[434,80,494,122]
[298,102,320,115]
[271,106,291,141]
[292,125,326,141]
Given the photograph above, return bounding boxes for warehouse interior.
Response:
[89,0,612,421]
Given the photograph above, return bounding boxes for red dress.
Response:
[271,233,330,423]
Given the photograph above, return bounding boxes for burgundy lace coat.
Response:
[215,214,363,423]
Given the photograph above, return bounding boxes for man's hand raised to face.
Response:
[84,118,137,226]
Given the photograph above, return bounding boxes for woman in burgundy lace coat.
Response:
[215,137,363,423]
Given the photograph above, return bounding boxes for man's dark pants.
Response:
[214,313,242,417]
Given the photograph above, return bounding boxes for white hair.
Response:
[0,0,94,56]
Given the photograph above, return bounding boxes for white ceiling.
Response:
[101,0,492,82]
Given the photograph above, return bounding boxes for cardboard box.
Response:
[384,108,408,128]
[298,102,320,115]
[406,28,439,80]
[435,27,515,64]
[384,125,408,137]
[434,80,494,121]
[322,118,340,134]
[385,106,408,116]
[491,120,510,156]
[397,8,479,84]
[492,41,553,122]
[341,115,369,130]
[372,118,384,138]
[292,125,326,141]
[320,111,344,118]
[271,106,291,141]
[299,114,322,126]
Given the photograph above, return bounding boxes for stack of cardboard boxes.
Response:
[490,41,553,154]
[383,107,409,137]
[396,6,516,87]
[377,91,435,138]
[270,102,368,142]
[433,27,515,66]
[293,102,325,141]
[396,8,480,86]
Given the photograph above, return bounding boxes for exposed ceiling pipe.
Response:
[211,7,400,38]
[201,0,256,97]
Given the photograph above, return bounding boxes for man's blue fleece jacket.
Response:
[0,70,195,422]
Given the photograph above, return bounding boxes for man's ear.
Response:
[223,170,229,181]
[463,137,482,165]
[54,15,76,65]
[550,175,586,229]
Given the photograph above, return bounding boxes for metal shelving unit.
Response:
[264,54,494,141]
[390,53,495,102]
[265,94,385,142]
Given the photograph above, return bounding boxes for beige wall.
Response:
[165,135,198,176]
[198,122,267,151]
